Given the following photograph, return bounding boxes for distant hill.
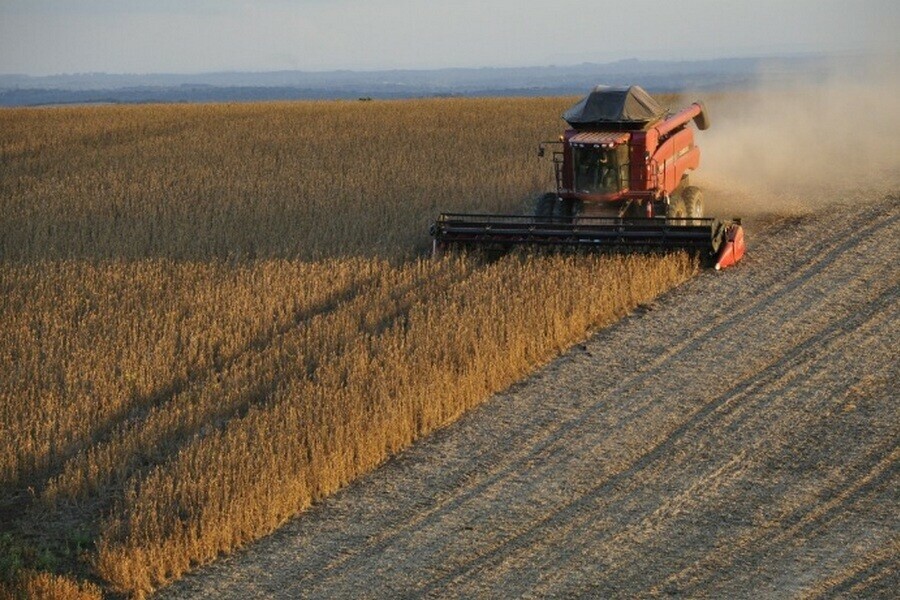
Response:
[0,54,851,107]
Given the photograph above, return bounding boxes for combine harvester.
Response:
[431,85,745,270]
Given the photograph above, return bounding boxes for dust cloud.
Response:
[691,55,900,219]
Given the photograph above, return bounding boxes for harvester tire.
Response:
[535,193,557,218]
[667,196,688,221]
[683,186,704,223]
[556,198,579,220]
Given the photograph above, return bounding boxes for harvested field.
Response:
[161,197,900,599]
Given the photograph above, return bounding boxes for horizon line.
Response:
[0,50,868,80]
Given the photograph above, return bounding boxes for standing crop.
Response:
[0,96,693,598]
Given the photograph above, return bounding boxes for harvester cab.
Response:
[431,85,745,270]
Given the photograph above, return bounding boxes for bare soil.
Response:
[159,197,899,599]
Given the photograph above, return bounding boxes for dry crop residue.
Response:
[162,198,900,599]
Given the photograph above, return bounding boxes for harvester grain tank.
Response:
[430,85,746,269]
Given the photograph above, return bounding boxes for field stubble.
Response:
[0,97,694,597]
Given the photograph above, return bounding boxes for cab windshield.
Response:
[573,145,629,194]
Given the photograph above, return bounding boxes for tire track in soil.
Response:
[159,197,900,599]
[809,542,900,599]
[419,281,897,599]
[556,290,899,599]
[664,439,899,599]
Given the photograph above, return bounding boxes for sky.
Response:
[1,0,898,76]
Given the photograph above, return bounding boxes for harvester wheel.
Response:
[535,193,557,218]
[683,186,704,223]
[556,198,579,220]
[667,196,688,222]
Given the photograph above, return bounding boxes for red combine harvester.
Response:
[431,85,745,270]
